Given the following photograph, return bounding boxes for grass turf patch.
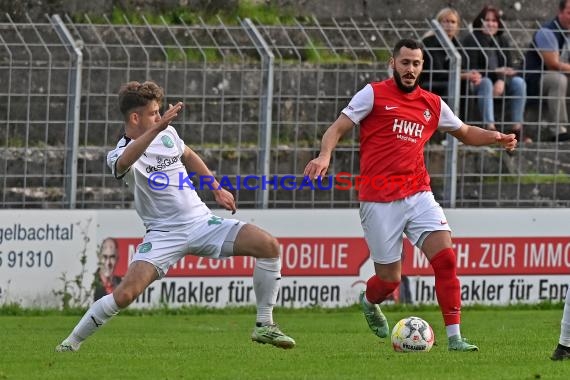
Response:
[0,307,568,379]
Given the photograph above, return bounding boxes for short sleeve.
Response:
[534,28,559,52]
[106,136,131,179]
[437,98,462,131]
[341,84,374,124]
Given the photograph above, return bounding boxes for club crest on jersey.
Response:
[161,135,174,148]
[423,109,431,122]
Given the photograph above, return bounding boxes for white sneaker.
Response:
[251,324,296,349]
[55,340,80,352]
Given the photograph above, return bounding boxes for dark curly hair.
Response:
[118,80,164,120]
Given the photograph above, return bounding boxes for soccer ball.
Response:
[391,316,435,352]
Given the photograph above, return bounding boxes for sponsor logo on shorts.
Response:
[207,215,223,226]
[138,242,152,253]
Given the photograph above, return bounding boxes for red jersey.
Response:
[357,79,442,202]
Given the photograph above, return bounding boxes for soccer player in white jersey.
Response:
[304,39,517,352]
[56,80,295,351]
[551,287,570,360]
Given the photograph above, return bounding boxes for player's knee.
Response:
[262,235,280,258]
[431,249,457,277]
[248,233,279,259]
[250,226,279,257]
[235,224,279,258]
[113,288,139,308]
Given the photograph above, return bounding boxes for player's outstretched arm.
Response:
[181,146,237,213]
[304,113,355,180]
[448,123,517,152]
[116,102,183,174]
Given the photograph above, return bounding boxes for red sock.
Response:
[365,275,400,304]
[430,248,461,325]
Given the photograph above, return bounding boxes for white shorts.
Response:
[132,214,245,278]
[360,191,451,264]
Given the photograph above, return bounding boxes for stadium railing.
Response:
[0,14,568,209]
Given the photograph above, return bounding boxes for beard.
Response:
[393,70,419,93]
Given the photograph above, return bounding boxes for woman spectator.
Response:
[421,8,482,142]
[462,5,530,142]
[422,8,482,99]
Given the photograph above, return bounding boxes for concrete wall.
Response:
[272,0,557,22]
[0,0,561,22]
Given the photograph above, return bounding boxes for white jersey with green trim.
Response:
[107,126,210,230]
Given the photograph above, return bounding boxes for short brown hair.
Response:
[118,80,164,120]
[393,38,423,58]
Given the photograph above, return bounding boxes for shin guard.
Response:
[430,248,461,326]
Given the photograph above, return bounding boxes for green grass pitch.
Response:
[0,305,568,379]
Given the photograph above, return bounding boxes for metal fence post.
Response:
[51,14,83,209]
[431,19,460,208]
[241,18,274,209]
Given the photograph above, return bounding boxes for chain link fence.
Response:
[0,14,569,209]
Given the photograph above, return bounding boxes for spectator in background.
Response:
[462,5,529,142]
[421,8,482,100]
[92,237,122,301]
[421,8,483,143]
[524,0,570,141]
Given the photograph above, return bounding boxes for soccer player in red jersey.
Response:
[304,38,517,352]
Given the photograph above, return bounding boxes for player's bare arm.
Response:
[304,113,355,179]
[116,102,183,174]
[448,123,517,152]
[181,146,237,213]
